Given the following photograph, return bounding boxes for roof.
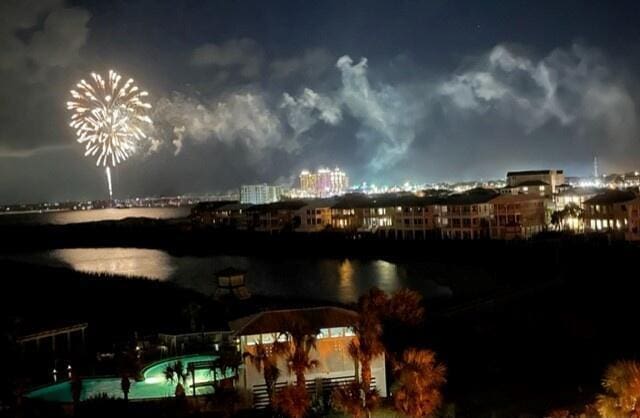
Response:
[507,170,563,176]
[332,194,442,209]
[300,198,337,209]
[490,194,548,204]
[215,267,247,277]
[229,306,358,336]
[191,201,238,212]
[217,203,254,211]
[584,190,637,205]
[511,180,550,187]
[248,200,308,212]
[557,187,602,197]
[442,188,499,205]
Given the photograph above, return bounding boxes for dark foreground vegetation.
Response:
[1,220,640,417]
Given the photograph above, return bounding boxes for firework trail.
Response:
[67,70,152,199]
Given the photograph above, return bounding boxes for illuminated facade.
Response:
[240,184,283,205]
[506,170,565,194]
[299,168,349,198]
[438,189,498,240]
[583,190,635,235]
[231,307,387,408]
[490,194,548,240]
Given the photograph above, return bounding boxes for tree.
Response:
[164,360,188,398]
[347,287,425,417]
[120,375,131,402]
[216,341,241,383]
[596,360,640,417]
[551,203,584,231]
[331,381,379,418]
[392,348,446,418]
[275,322,320,389]
[70,373,83,415]
[116,348,140,402]
[243,341,281,405]
[272,384,310,418]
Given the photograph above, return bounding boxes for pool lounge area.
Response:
[26,354,227,402]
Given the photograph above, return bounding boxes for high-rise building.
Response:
[299,167,348,197]
[240,184,283,204]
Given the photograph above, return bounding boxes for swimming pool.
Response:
[26,354,229,402]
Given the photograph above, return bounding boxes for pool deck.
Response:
[26,354,225,402]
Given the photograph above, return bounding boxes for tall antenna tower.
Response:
[593,156,599,178]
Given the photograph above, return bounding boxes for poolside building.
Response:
[230,307,387,408]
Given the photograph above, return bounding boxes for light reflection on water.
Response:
[51,248,176,280]
[30,248,453,303]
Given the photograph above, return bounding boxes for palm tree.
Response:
[275,322,320,389]
[331,381,379,418]
[116,348,139,402]
[596,360,640,417]
[120,374,131,402]
[350,287,424,393]
[70,373,83,415]
[164,360,188,398]
[243,341,281,405]
[272,384,310,418]
[392,348,446,418]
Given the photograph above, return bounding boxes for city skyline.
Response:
[2,1,640,204]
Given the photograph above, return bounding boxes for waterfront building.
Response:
[246,200,307,233]
[231,307,387,408]
[438,188,498,240]
[625,196,640,241]
[240,184,283,205]
[296,199,335,232]
[506,169,565,194]
[489,194,548,240]
[583,190,636,236]
[190,201,238,225]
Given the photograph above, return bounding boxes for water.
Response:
[26,354,221,402]
[7,248,464,303]
[0,207,191,225]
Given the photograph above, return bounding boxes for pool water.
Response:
[26,354,228,402]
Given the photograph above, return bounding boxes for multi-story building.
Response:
[625,196,640,241]
[190,201,238,225]
[583,190,636,235]
[231,307,386,409]
[299,168,349,198]
[500,180,553,197]
[438,188,498,240]
[246,200,307,233]
[296,199,335,232]
[240,184,283,205]
[387,195,442,240]
[506,169,565,194]
[490,194,548,240]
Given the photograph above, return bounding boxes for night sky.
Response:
[2,0,640,203]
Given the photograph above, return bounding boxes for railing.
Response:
[251,375,377,409]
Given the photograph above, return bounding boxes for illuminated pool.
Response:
[26,354,227,402]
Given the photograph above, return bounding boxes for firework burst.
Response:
[66,70,152,198]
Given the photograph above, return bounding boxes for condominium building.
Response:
[439,188,498,240]
[583,190,636,235]
[506,169,565,194]
[490,194,548,240]
[240,184,283,205]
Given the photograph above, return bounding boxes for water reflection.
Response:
[338,259,357,302]
[52,248,176,280]
[373,260,401,293]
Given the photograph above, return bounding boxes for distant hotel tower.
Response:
[299,167,349,198]
[240,184,283,204]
